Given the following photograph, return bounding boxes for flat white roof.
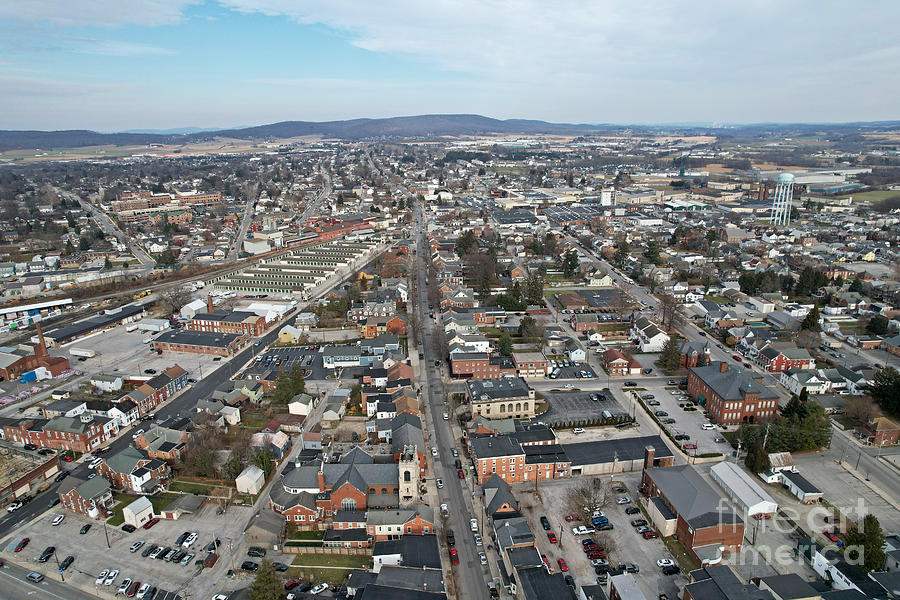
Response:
[0,297,73,316]
[710,461,778,513]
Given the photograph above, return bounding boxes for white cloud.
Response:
[74,39,175,56]
[0,0,198,27]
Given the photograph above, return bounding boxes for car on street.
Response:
[436,478,443,488]
[457,469,465,478]
[449,547,459,565]
[479,551,488,565]
[474,533,483,546]
[6,501,22,512]
[26,571,44,583]
[471,518,479,532]
[557,558,568,572]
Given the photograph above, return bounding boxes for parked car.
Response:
[547,531,557,543]
[449,547,459,565]
[80,524,92,534]
[14,537,30,552]
[540,516,551,530]
[557,558,569,572]
[60,555,74,571]
[310,583,329,595]
[51,514,65,526]
[643,530,659,539]
[140,544,157,558]
[479,551,488,565]
[130,541,145,553]
[38,546,55,563]
[105,569,119,585]
[625,507,640,515]
[241,561,259,571]
[122,524,137,533]
[96,570,110,585]
[117,578,133,595]
[142,518,159,529]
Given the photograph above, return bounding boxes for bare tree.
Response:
[565,478,610,522]
[158,287,194,315]
[659,294,686,331]
[843,396,881,423]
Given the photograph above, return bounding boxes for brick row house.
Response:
[114,364,189,419]
[58,476,114,519]
[3,414,117,453]
[357,315,408,339]
[757,346,815,373]
[471,433,570,486]
[96,446,170,494]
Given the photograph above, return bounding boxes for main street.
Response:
[225,181,258,262]
[412,202,489,600]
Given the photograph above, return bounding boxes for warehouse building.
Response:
[43,303,145,346]
[151,330,247,356]
[710,461,778,518]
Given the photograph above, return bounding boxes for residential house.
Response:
[857,416,900,447]
[602,349,642,376]
[780,369,830,396]
[134,425,188,461]
[58,476,114,519]
[631,316,668,352]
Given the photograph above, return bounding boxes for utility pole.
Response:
[103,520,111,549]
[54,551,64,582]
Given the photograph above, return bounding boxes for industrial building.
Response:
[209,240,382,296]
[709,461,778,517]
[43,303,145,346]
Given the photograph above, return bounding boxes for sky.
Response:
[0,0,899,131]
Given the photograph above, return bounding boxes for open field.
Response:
[837,190,899,203]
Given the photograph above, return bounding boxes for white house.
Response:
[122,496,154,528]
[565,338,586,363]
[780,369,831,396]
[288,393,315,416]
[631,316,668,352]
[780,470,822,503]
[235,465,266,495]
[90,374,123,393]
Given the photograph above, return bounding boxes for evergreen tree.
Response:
[801,307,821,331]
[454,230,477,257]
[497,332,513,356]
[248,559,283,600]
[782,395,803,419]
[871,367,900,416]
[562,251,580,278]
[643,241,661,265]
[657,334,682,373]
[848,277,864,293]
[845,514,885,571]
[745,439,770,474]
[696,351,708,368]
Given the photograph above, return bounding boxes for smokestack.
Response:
[643,446,656,470]
[207,294,214,314]
[35,323,49,357]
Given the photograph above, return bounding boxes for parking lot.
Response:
[64,325,219,380]
[244,346,329,381]
[539,390,629,427]
[512,473,683,599]
[550,363,598,380]
[2,502,271,600]
[629,384,726,455]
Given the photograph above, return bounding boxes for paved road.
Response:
[298,167,332,225]
[0,558,97,600]
[412,203,489,600]
[226,182,258,263]
[60,188,155,268]
[828,426,900,502]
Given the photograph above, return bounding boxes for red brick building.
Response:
[58,476,114,519]
[758,346,815,373]
[687,362,779,425]
[640,450,744,565]
[450,353,500,379]
[858,417,900,447]
[186,303,270,337]
[0,323,69,382]
[357,315,408,339]
[96,446,171,493]
[602,349,642,376]
[3,415,115,453]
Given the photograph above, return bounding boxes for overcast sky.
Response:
[1,0,898,131]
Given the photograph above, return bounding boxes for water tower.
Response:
[770,173,794,228]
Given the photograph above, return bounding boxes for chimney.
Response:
[34,323,49,358]
[317,465,325,491]
[719,361,728,373]
[643,445,656,470]
[207,294,214,314]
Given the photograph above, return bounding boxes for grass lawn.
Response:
[291,553,371,568]
[289,529,326,541]
[168,480,220,495]
[240,412,270,428]
[286,566,353,586]
[837,190,899,204]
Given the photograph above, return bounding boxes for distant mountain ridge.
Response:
[1,114,899,152]
[0,114,607,151]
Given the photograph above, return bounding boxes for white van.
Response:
[701,423,716,430]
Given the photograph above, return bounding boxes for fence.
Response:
[283,544,371,556]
